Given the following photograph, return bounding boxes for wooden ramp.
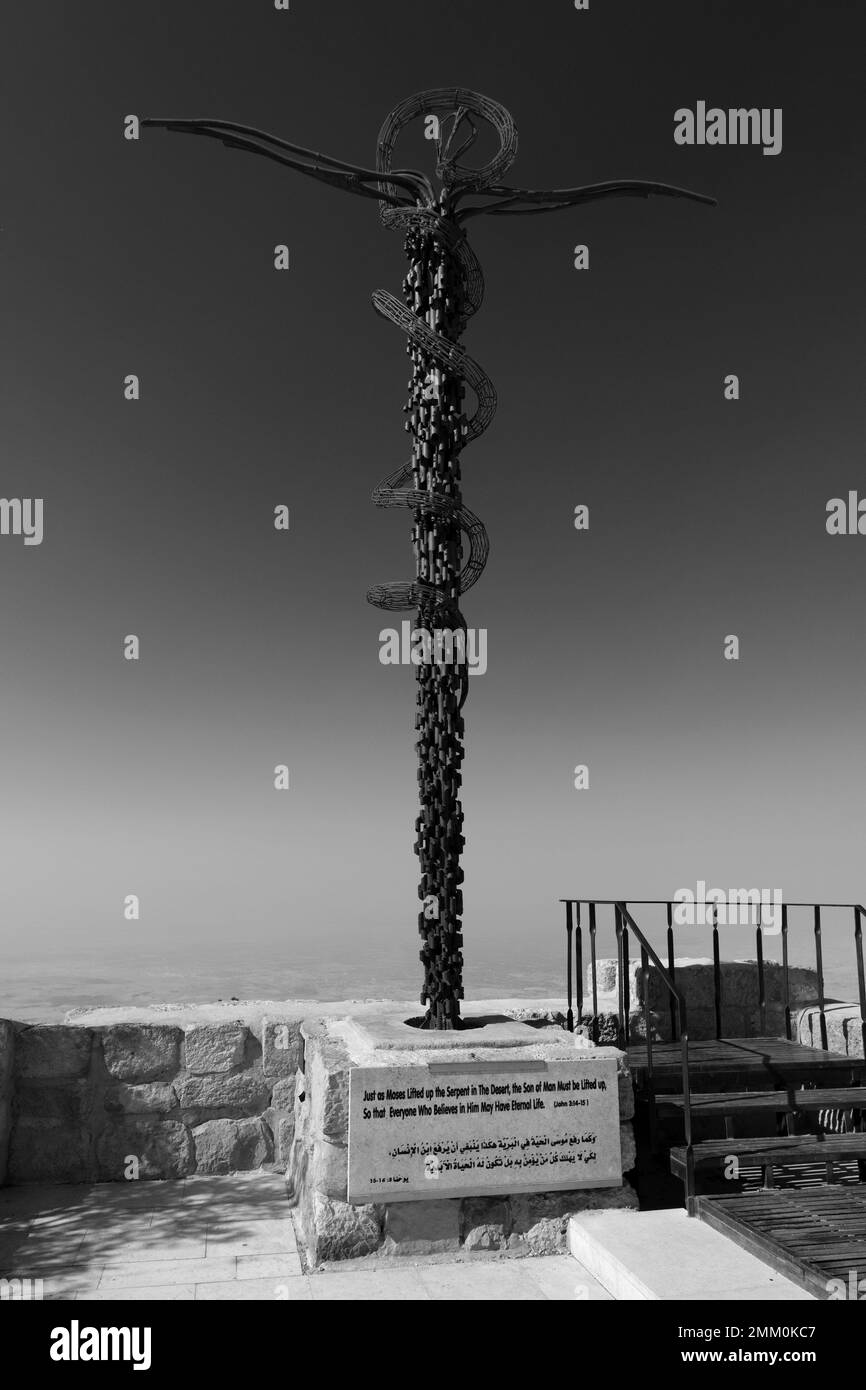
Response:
[697,1188,866,1299]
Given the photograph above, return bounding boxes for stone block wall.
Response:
[591,958,821,1042]
[0,1021,14,1184]
[1,1017,303,1185]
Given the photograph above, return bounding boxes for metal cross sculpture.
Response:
[143,88,713,1030]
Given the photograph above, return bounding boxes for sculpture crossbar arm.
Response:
[140,117,432,205]
[459,178,717,219]
[143,90,713,1029]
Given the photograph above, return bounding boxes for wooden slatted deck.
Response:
[657,1086,866,1117]
[628,1036,863,1091]
[670,1133,866,1178]
[697,1187,866,1298]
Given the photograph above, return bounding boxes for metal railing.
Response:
[560,898,866,1051]
[560,898,695,1212]
[558,897,866,1214]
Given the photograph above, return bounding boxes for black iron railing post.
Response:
[712,904,722,1039]
[614,904,625,1050]
[681,997,694,1216]
[589,901,598,1018]
[667,900,678,1042]
[781,903,792,1041]
[641,944,653,1078]
[855,906,866,1046]
[814,905,828,1050]
[756,904,767,1035]
[641,941,656,1151]
[574,901,583,1027]
[621,903,630,1048]
[565,899,574,1033]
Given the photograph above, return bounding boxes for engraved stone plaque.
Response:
[347,1055,621,1203]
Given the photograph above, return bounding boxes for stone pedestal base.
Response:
[287,1008,637,1264]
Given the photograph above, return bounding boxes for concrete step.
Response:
[567,1208,816,1300]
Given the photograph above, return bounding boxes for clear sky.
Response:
[2,1,865,1005]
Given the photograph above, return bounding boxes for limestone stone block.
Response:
[15,1081,90,1124]
[275,1116,295,1171]
[846,1017,865,1060]
[593,960,619,994]
[312,1192,382,1262]
[383,1199,461,1255]
[96,1118,192,1180]
[462,1197,509,1252]
[308,1136,347,1201]
[509,1192,574,1255]
[822,1009,851,1057]
[0,1112,8,1185]
[270,1077,296,1111]
[742,1007,782,1036]
[680,965,722,1012]
[463,1223,504,1252]
[9,1118,90,1183]
[594,958,821,1035]
[0,1019,13,1185]
[722,1006,749,1036]
[719,963,754,1007]
[192,1117,272,1174]
[767,966,819,1007]
[797,1003,865,1059]
[687,1007,716,1041]
[15,1026,92,1080]
[625,1010,665,1043]
[178,1070,272,1115]
[764,1005,786,1034]
[104,1082,177,1115]
[505,1008,567,1028]
[576,1013,624,1047]
[307,1035,350,1142]
[0,1020,14,1090]
[262,1019,302,1078]
[101,1025,180,1083]
[183,1023,247,1074]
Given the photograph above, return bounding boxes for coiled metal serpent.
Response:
[365,91,514,704]
[141,92,713,1028]
[364,92,519,1024]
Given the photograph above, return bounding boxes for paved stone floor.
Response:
[0,1174,611,1301]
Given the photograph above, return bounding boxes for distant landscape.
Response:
[2,936,857,1024]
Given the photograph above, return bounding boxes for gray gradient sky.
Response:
[2,1,865,1002]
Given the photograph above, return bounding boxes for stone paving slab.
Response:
[196,1276,312,1301]
[98,1257,242,1290]
[80,1234,209,1264]
[517,1253,613,1301]
[415,1261,549,1301]
[205,1217,298,1257]
[0,1173,673,1301]
[309,1268,431,1301]
[0,1175,745,1301]
[86,1285,198,1301]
